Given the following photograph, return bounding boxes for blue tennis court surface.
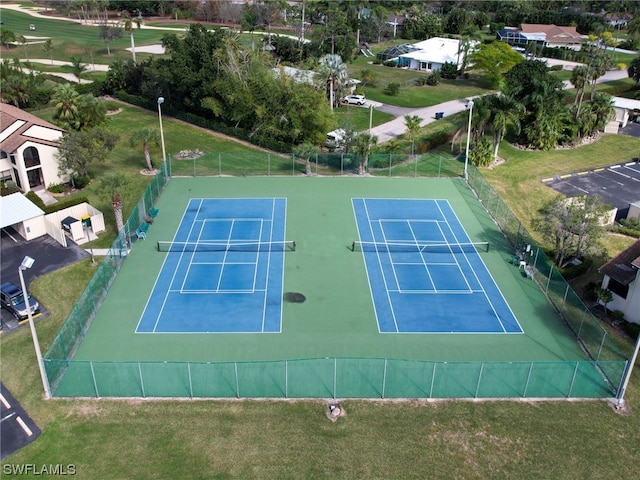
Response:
[352,198,522,334]
[136,198,287,333]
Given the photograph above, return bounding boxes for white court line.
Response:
[407,221,437,293]
[152,199,205,333]
[362,200,400,333]
[135,198,202,333]
[379,220,405,293]
[436,200,519,333]
[433,220,474,294]
[0,393,11,409]
[261,199,276,333]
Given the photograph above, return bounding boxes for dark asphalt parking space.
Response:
[0,228,89,331]
[0,382,41,460]
[542,160,640,220]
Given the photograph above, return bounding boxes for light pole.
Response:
[84,224,96,265]
[157,97,167,165]
[369,103,373,135]
[18,256,51,399]
[464,99,474,181]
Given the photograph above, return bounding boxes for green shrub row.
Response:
[25,191,90,214]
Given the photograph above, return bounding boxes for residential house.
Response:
[396,37,471,72]
[0,103,66,193]
[497,23,583,51]
[599,240,640,324]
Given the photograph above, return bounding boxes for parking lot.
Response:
[0,228,89,332]
[542,160,640,220]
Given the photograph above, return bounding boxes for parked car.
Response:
[29,24,36,30]
[0,282,40,320]
[326,128,346,150]
[343,94,366,105]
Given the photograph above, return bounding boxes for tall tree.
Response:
[43,39,55,65]
[533,194,609,267]
[69,56,87,84]
[319,54,348,110]
[351,132,377,175]
[293,142,321,176]
[52,83,80,122]
[122,12,141,64]
[99,24,123,56]
[97,172,130,234]
[404,115,422,157]
[56,128,119,181]
[487,94,524,162]
[468,41,523,89]
[129,128,161,172]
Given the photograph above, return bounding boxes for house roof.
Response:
[612,97,640,111]
[520,24,583,44]
[0,103,64,154]
[0,192,45,228]
[398,37,462,65]
[600,240,640,286]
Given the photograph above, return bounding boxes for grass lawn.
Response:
[2,5,640,478]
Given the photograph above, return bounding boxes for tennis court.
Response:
[136,198,289,333]
[352,198,522,333]
[45,175,626,399]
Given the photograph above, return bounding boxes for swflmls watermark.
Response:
[2,464,76,476]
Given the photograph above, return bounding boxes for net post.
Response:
[351,241,355,252]
[292,241,296,252]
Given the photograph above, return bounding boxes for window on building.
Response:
[608,278,629,299]
[23,147,41,168]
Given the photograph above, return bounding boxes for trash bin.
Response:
[81,215,91,228]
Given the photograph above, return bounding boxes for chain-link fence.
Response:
[42,157,628,399]
[43,165,170,392]
[169,152,464,178]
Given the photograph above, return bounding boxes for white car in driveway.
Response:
[343,94,366,105]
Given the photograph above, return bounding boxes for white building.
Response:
[397,37,471,72]
[599,240,640,324]
[0,103,66,193]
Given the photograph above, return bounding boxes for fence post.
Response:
[523,362,534,397]
[138,362,145,398]
[475,363,484,398]
[187,362,193,398]
[577,307,587,337]
[429,362,436,398]
[567,362,579,397]
[562,284,570,313]
[382,358,387,399]
[414,155,418,177]
[388,154,392,177]
[234,362,239,398]
[546,264,554,294]
[285,360,288,399]
[596,331,607,361]
[333,358,337,399]
[218,153,221,176]
[90,361,99,398]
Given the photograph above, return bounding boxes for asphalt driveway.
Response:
[0,228,89,331]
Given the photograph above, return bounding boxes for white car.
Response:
[343,94,366,105]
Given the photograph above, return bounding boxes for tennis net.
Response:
[157,240,296,253]
[351,241,489,254]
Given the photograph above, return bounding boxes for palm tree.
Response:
[351,133,377,175]
[122,12,142,64]
[69,56,87,84]
[130,128,161,172]
[52,83,80,122]
[43,39,55,65]
[488,95,524,162]
[97,172,130,234]
[18,35,29,61]
[0,75,30,107]
[404,115,422,156]
[319,54,348,111]
[570,65,588,107]
[293,142,321,176]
